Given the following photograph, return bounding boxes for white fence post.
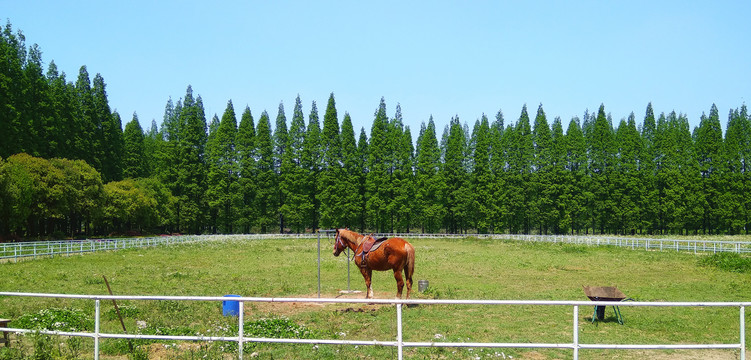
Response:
[742,306,746,360]
[397,303,403,360]
[573,305,579,360]
[239,301,244,360]
[94,299,100,360]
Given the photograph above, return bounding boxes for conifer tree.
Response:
[142,119,161,178]
[470,115,493,233]
[236,106,257,233]
[318,93,343,228]
[442,115,470,233]
[0,22,25,158]
[640,103,659,234]
[93,73,122,182]
[394,125,415,232]
[75,66,97,169]
[614,113,642,234]
[415,117,444,232]
[280,96,310,232]
[255,111,276,232]
[549,116,569,233]
[532,104,553,233]
[508,105,533,233]
[588,104,616,233]
[724,105,751,233]
[490,110,508,232]
[695,104,724,233]
[302,101,322,230]
[273,102,288,232]
[356,128,369,231]
[45,62,77,159]
[340,113,361,228]
[20,44,50,157]
[564,117,587,234]
[366,98,391,231]
[122,113,147,179]
[179,91,208,234]
[206,100,239,233]
[389,104,415,232]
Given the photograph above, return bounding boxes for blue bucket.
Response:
[222,295,241,316]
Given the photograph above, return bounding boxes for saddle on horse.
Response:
[356,235,388,268]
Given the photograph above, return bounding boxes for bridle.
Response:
[334,231,345,254]
[334,231,356,261]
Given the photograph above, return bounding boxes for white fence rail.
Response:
[2,233,750,263]
[0,292,747,360]
[0,234,317,262]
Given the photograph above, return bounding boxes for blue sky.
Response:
[4,1,750,141]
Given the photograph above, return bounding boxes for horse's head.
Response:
[333,228,347,256]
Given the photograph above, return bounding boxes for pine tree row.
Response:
[3,22,751,238]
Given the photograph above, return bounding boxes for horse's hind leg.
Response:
[393,269,405,299]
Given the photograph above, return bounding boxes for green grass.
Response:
[1,236,750,359]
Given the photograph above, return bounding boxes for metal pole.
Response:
[239,301,244,360]
[317,232,321,298]
[397,303,403,360]
[742,306,746,360]
[347,247,351,291]
[573,305,579,360]
[94,299,100,360]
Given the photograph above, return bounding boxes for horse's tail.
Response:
[405,241,415,284]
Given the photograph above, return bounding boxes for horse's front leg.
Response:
[360,267,373,299]
[393,268,405,299]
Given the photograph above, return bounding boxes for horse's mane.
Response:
[338,229,366,246]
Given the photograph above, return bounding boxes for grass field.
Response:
[1,235,750,359]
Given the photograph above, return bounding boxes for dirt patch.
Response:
[612,349,737,360]
[517,349,738,360]
[245,300,328,317]
[238,291,397,317]
[521,350,550,359]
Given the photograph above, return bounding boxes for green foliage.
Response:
[6,22,751,237]
[104,305,141,321]
[317,93,343,229]
[698,253,751,273]
[122,113,147,179]
[14,308,92,332]
[244,317,315,339]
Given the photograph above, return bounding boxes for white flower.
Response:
[433,333,445,339]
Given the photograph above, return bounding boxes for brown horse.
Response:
[333,228,415,299]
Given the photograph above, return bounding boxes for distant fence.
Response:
[2,233,750,262]
[0,292,747,360]
[0,234,316,262]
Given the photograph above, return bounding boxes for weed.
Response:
[105,304,140,320]
[698,252,751,273]
[83,276,104,285]
[13,308,92,332]
[157,300,187,313]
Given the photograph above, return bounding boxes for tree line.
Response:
[2,21,751,239]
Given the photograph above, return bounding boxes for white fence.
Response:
[0,234,317,262]
[2,233,751,262]
[0,292,747,360]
